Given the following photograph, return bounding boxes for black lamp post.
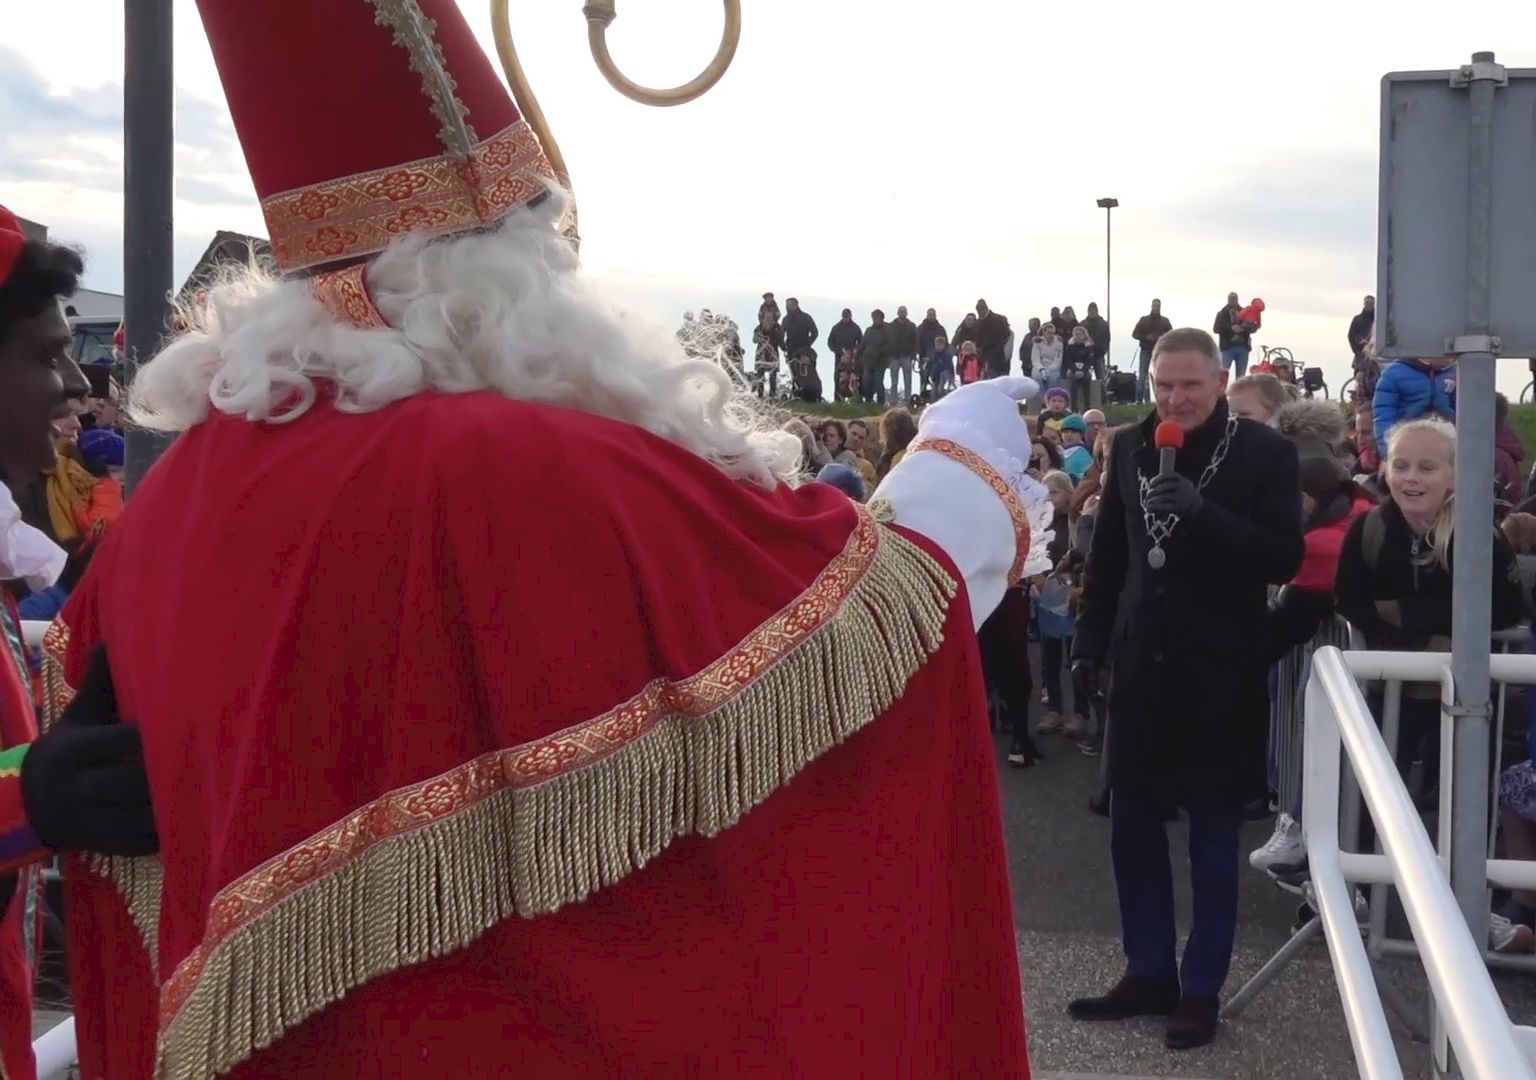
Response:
[1095,197,1118,344]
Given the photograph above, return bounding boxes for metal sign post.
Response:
[123,0,176,494]
[1378,51,1536,1078]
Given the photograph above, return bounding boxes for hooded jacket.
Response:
[1371,358,1456,456]
[1276,399,1347,450]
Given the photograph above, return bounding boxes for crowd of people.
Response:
[679,290,1312,414]
[775,312,1536,1047]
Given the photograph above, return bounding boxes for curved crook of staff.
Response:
[582,0,743,108]
[490,0,580,245]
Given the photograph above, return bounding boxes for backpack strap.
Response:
[1361,505,1386,573]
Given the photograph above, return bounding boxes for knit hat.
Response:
[1044,387,1070,405]
[79,428,125,469]
[1060,414,1087,433]
[814,463,866,501]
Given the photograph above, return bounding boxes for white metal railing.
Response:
[1305,646,1536,1080]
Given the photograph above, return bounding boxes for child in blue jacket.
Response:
[1372,356,1456,457]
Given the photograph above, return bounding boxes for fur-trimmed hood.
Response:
[1276,398,1347,447]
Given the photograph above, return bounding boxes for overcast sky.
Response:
[6,1,1536,393]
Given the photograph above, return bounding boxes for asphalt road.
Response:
[998,724,1536,1079]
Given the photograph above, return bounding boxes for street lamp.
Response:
[1095,197,1118,346]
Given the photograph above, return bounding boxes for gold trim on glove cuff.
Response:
[905,437,1030,587]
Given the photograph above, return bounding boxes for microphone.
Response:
[1154,421,1185,478]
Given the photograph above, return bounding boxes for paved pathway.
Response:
[999,728,1536,1079]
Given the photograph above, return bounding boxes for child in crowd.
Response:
[836,347,861,401]
[957,340,983,386]
[1034,470,1091,742]
[1234,297,1266,334]
[928,335,956,398]
[75,429,126,534]
[1059,415,1093,482]
[1036,387,1071,437]
[1371,355,1457,458]
[1228,373,1289,426]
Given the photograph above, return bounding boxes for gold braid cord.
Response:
[138,517,954,1079]
[40,622,166,972]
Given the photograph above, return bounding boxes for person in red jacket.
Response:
[0,203,157,1080]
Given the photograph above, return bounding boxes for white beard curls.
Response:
[129,191,799,490]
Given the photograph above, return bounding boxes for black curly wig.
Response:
[0,240,85,343]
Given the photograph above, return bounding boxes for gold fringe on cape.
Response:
[156,521,955,1080]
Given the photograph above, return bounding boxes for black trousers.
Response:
[1040,637,1089,717]
[979,592,1037,752]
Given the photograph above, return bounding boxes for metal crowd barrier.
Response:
[1301,647,1534,1080]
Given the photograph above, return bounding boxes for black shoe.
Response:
[1067,976,1180,1022]
[1165,996,1220,1050]
[1006,742,1043,768]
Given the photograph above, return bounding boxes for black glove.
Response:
[20,646,158,856]
[1143,472,1203,518]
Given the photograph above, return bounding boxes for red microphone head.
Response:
[1154,421,1186,451]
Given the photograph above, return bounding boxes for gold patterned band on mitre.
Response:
[310,263,390,330]
[261,119,557,273]
[150,512,957,1080]
[906,436,1031,587]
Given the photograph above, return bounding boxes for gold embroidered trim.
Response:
[261,120,555,272]
[907,436,1032,587]
[368,0,477,153]
[310,264,389,330]
[154,515,955,1080]
[41,621,165,972]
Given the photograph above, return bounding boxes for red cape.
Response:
[57,392,1027,1078]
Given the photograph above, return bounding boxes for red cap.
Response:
[195,0,556,278]
[1154,420,1185,451]
[0,205,27,289]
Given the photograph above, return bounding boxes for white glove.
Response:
[874,377,1054,629]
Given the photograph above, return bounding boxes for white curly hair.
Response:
[130,192,800,488]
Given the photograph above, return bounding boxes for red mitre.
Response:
[195,0,556,326]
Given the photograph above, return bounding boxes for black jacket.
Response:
[1063,342,1096,381]
[1348,310,1374,356]
[1214,305,1250,350]
[782,310,818,356]
[859,321,894,364]
[976,311,1011,360]
[1075,401,1304,808]
[916,317,947,356]
[1083,314,1110,355]
[1132,313,1172,351]
[827,318,863,358]
[1334,499,1523,651]
[888,316,919,357]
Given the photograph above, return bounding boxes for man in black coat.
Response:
[1083,301,1111,379]
[826,308,863,366]
[782,297,819,360]
[1347,295,1375,362]
[915,308,947,396]
[1131,299,1172,404]
[975,299,1012,378]
[1068,327,1303,1051]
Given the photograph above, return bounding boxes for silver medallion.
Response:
[1147,547,1167,570]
